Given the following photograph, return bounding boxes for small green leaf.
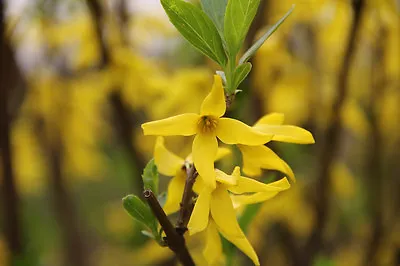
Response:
[233,62,252,90]
[224,0,261,56]
[200,0,228,35]
[142,159,159,195]
[239,5,295,64]
[161,0,227,66]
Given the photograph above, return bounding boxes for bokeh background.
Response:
[1,0,399,265]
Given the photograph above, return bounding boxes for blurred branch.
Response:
[144,190,195,266]
[0,1,24,262]
[302,1,365,264]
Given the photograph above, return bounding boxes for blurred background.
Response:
[0,0,399,265]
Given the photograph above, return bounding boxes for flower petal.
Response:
[229,176,291,194]
[215,169,237,186]
[192,134,218,189]
[231,192,280,208]
[239,145,295,182]
[203,219,223,265]
[200,75,226,118]
[188,188,212,235]
[218,231,260,266]
[163,171,186,215]
[254,113,285,126]
[210,187,242,238]
[215,147,231,161]
[253,125,315,144]
[217,118,272,145]
[154,137,185,176]
[142,113,200,136]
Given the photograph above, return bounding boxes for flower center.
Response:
[198,115,218,134]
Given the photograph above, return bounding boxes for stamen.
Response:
[198,116,218,134]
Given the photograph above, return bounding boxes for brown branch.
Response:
[144,190,195,266]
[176,164,198,234]
[301,1,365,264]
[0,2,24,261]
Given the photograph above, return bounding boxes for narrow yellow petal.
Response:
[215,147,231,161]
[210,187,242,238]
[200,75,226,118]
[192,134,218,189]
[142,113,200,136]
[203,219,223,265]
[216,118,272,145]
[238,145,295,182]
[215,169,237,186]
[188,188,212,235]
[231,192,280,208]
[253,125,315,144]
[163,171,186,215]
[254,113,285,126]
[154,137,185,176]
[229,176,291,194]
[219,231,260,265]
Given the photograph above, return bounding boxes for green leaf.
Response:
[233,62,252,90]
[239,5,295,64]
[142,159,159,195]
[161,0,227,66]
[224,0,261,56]
[200,0,228,35]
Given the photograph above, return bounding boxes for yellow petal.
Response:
[216,118,272,145]
[215,147,231,161]
[200,75,226,118]
[188,188,212,235]
[163,171,186,215]
[219,231,260,265]
[142,113,200,136]
[253,124,315,144]
[154,137,185,176]
[231,192,280,208]
[210,187,242,238]
[229,176,291,194]
[239,145,295,182]
[203,219,223,265]
[254,113,285,126]
[215,169,237,186]
[192,134,218,189]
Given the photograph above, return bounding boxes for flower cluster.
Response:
[142,75,314,265]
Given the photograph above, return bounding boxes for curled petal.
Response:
[188,188,212,235]
[229,176,291,194]
[210,188,242,238]
[218,231,260,265]
[215,169,237,186]
[253,125,315,144]
[254,113,285,126]
[163,171,186,215]
[154,137,184,176]
[192,134,218,189]
[200,75,226,118]
[239,145,295,182]
[203,219,223,265]
[142,113,200,136]
[217,118,272,145]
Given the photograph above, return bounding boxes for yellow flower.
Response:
[188,167,290,265]
[142,75,272,189]
[154,136,230,215]
[238,113,315,182]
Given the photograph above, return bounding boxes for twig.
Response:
[302,1,365,264]
[176,164,198,234]
[144,190,195,266]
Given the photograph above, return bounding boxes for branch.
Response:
[176,164,198,234]
[144,190,195,266]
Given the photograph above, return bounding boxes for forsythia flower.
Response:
[238,113,315,181]
[154,136,230,214]
[142,75,272,189]
[188,167,290,265]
